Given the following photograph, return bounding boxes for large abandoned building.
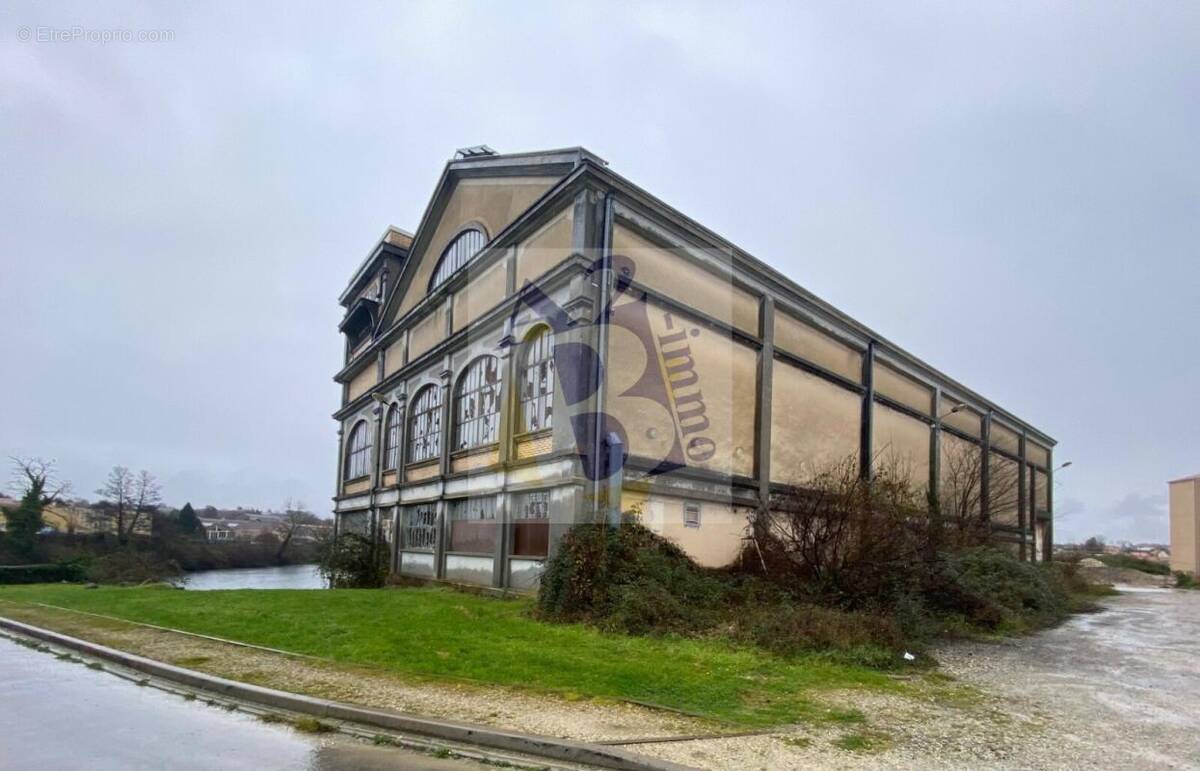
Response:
[333,146,1056,590]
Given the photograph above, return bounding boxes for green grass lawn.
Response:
[0,584,901,726]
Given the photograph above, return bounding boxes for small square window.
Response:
[683,503,701,528]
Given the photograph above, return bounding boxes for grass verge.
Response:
[0,583,905,727]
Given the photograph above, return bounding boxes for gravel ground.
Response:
[636,588,1200,770]
[7,589,1199,770]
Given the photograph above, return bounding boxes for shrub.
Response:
[1096,553,1170,576]
[1175,571,1198,589]
[85,551,183,584]
[318,533,386,588]
[0,562,86,585]
[537,519,726,635]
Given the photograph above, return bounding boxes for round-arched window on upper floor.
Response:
[344,420,371,480]
[429,228,486,292]
[454,356,502,451]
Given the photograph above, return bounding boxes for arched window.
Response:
[407,385,442,464]
[383,404,401,471]
[344,420,371,480]
[519,328,555,433]
[429,228,486,291]
[454,356,501,451]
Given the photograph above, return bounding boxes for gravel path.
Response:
[636,588,1200,770]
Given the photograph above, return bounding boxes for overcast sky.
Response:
[1,2,1196,541]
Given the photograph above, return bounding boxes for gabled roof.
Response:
[373,147,603,330]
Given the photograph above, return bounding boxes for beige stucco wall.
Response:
[605,296,757,478]
[612,224,759,335]
[395,176,559,319]
[407,302,448,363]
[990,422,1021,455]
[873,401,930,494]
[874,364,932,415]
[1170,479,1198,574]
[1027,441,1050,468]
[383,334,407,378]
[623,491,751,568]
[942,406,982,438]
[347,363,378,403]
[770,360,861,484]
[451,257,508,332]
[773,312,862,382]
[515,208,574,288]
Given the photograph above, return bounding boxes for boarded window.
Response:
[448,497,498,553]
[511,490,550,557]
[683,502,701,528]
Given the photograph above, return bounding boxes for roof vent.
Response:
[454,145,498,159]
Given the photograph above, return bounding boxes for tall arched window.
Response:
[454,356,501,451]
[344,420,371,480]
[429,228,486,291]
[383,404,401,471]
[519,328,555,433]
[407,385,442,464]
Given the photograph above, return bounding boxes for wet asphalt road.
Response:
[0,636,489,771]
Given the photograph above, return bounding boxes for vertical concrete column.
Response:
[859,341,876,481]
[981,410,993,524]
[1018,433,1028,561]
[930,388,942,504]
[1044,454,1055,562]
[333,426,345,538]
[494,328,516,588]
[435,361,453,579]
[755,296,775,516]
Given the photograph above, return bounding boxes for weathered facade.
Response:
[332,146,1056,590]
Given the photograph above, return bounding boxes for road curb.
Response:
[0,616,695,771]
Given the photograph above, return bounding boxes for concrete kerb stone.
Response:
[0,615,695,771]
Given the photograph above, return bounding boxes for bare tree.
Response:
[8,456,70,504]
[96,467,160,544]
[5,457,71,556]
[274,498,316,560]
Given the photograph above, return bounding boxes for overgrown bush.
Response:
[85,550,183,584]
[538,461,1105,662]
[537,519,726,635]
[1175,571,1198,589]
[1096,553,1170,576]
[319,533,386,588]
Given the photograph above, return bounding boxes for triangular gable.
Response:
[378,149,601,331]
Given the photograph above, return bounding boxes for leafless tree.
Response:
[96,467,161,544]
[274,498,309,560]
[937,442,1022,550]
[8,456,70,504]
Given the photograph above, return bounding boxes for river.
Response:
[0,634,489,770]
[182,564,325,590]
